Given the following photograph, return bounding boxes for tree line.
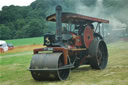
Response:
[0,0,127,40]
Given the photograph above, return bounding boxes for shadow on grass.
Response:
[28,65,92,83]
[29,78,61,84]
[72,65,92,73]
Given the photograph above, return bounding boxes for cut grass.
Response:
[0,41,128,85]
[5,37,44,46]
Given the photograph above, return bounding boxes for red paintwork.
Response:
[33,47,87,65]
[84,25,94,48]
[75,36,82,47]
[70,32,82,47]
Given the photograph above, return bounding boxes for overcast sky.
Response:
[0,0,36,10]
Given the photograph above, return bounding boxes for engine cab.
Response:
[44,23,96,49]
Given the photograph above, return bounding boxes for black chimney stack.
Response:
[56,5,62,42]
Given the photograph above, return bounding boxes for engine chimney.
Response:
[56,5,62,42]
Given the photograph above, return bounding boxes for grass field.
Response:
[5,37,44,46]
[0,40,128,85]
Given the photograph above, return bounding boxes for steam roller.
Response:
[28,5,109,81]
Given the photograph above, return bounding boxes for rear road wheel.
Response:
[88,39,108,69]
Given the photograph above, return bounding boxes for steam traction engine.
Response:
[29,5,109,81]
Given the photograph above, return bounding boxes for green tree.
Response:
[0,24,11,40]
[23,19,45,37]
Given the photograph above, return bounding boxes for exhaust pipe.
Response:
[56,5,62,42]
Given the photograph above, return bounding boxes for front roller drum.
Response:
[29,53,70,81]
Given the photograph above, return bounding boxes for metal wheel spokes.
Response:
[57,55,70,81]
[97,47,103,66]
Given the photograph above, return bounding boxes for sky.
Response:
[0,0,36,10]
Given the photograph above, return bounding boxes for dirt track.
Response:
[0,44,44,58]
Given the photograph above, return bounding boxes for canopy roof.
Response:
[46,12,109,24]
